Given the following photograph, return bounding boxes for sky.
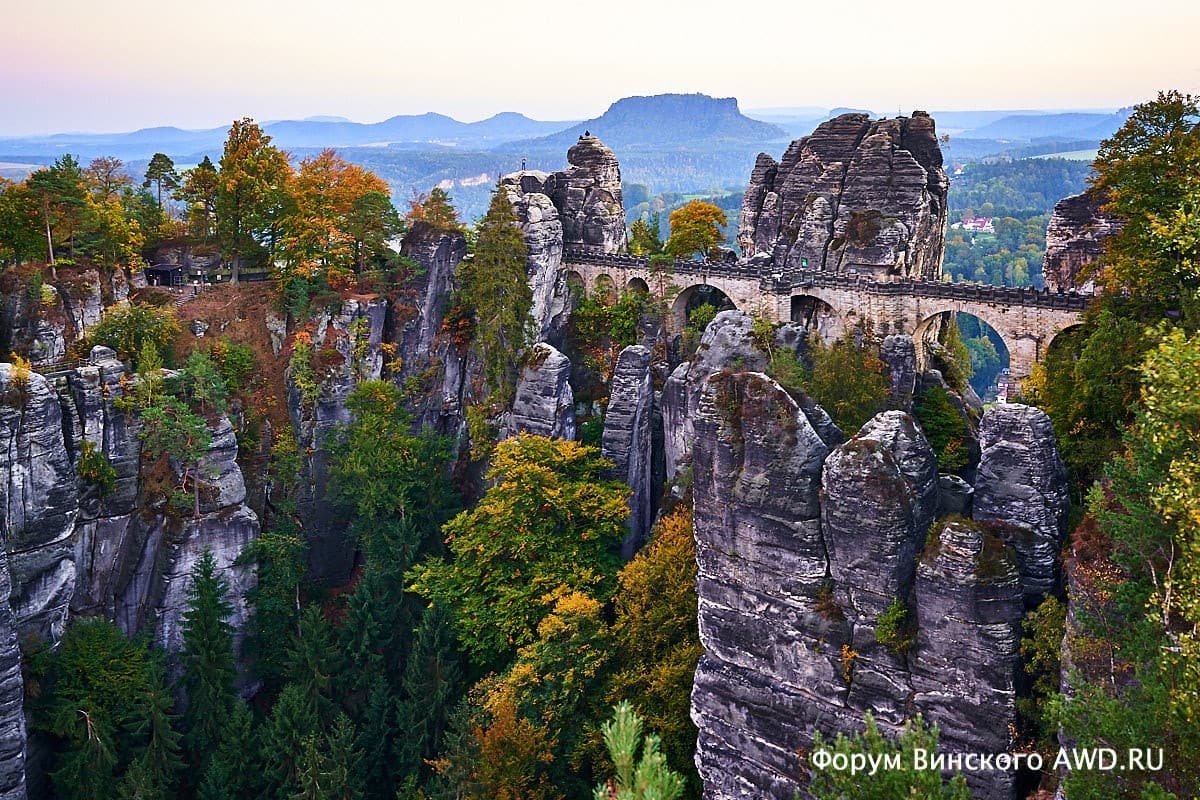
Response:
[3,0,1199,135]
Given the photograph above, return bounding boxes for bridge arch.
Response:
[673,283,737,329]
[913,308,1019,390]
[593,274,616,305]
[790,294,846,343]
[626,276,650,295]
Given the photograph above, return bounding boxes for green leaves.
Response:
[408,435,627,668]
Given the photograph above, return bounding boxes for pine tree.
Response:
[198,702,261,800]
[292,714,364,800]
[592,702,686,800]
[143,153,180,209]
[456,185,532,399]
[262,684,319,800]
[285,606,342,725]
[179,549,237,778]
[394,603,461,784]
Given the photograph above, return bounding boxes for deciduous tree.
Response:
[217,118,291,283]
[665,201,725,260]
[408,435,628,667]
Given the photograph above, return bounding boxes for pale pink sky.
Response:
[3,0,1198,135]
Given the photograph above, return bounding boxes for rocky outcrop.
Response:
[497,134,626,342]
[662,312,771,481]
[822,412,938,722]
[502,343,575,441]
[0,546,25,800]
[691,370,839,800]
[973,404,1069,605]
[499,174,571,343]
[601,345,656,556]
[396,221,469,381]
[1042,190,1121,293]
[545,135,627,253]
[0,346,261,655]
[738,112,948,280]
[0,364,79,640]
[880,334,917,411]
[691,388,1065,799]
[67,347,141,621]
[287,298,387,582]
[913,518,1023,800]
[662,312,827,482]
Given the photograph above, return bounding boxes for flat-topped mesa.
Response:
[739,112,949,281]
[1042,189,1123,293]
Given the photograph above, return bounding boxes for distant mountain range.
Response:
[0,94,1127,221]
[0,112,575,163]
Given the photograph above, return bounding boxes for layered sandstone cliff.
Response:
[738,112,949,280]
[1042,190,1122,292]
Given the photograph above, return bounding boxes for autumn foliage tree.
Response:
[406,187,464,232]
[665,201,726,260]
[408,435,628,668]
[216,118,291,283]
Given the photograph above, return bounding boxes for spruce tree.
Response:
[293,714,364,800]
[394,603,461,784]
[354,675,397,800]
[284,606,342,726]
[261,684,318,800]
[456,185,532,399]
[198,702,261,800]
[179,549,237,777]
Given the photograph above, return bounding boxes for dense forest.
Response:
[1,91,1198,800]
[942,158,1093,287]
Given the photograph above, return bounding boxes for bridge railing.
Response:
[563,248,1092,311]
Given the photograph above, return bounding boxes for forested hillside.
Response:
[0,92,1197,800]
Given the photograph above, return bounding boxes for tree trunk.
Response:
[42,202,57,280]
[231,252,240,285]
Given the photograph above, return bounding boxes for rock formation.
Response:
[502,343,575,441]
[973,403,1069,605]
[499,174,571,343]
[0,364,80,640]
[691,370,840,800]
[0,546,25,800]
[287,297,387,582]
[912,518,1023,800]
[1042,190,1122,293]
[689,367,1067,799]
[601,345,656,556]
[545,135,627,253]
[880,334,917,411]
[662,311,771,482]
[501,134,626,341]
[738,112,949,280]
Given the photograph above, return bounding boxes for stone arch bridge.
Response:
[563,249,1090,381]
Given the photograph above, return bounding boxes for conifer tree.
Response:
[179,549,237,777]
[354,675,397,800]
[394,603,461,783]
[285,606,342,725]
[455,185,533,399]
[292,714,364,800]
[261,684,319,800]
[198,702,261,800]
